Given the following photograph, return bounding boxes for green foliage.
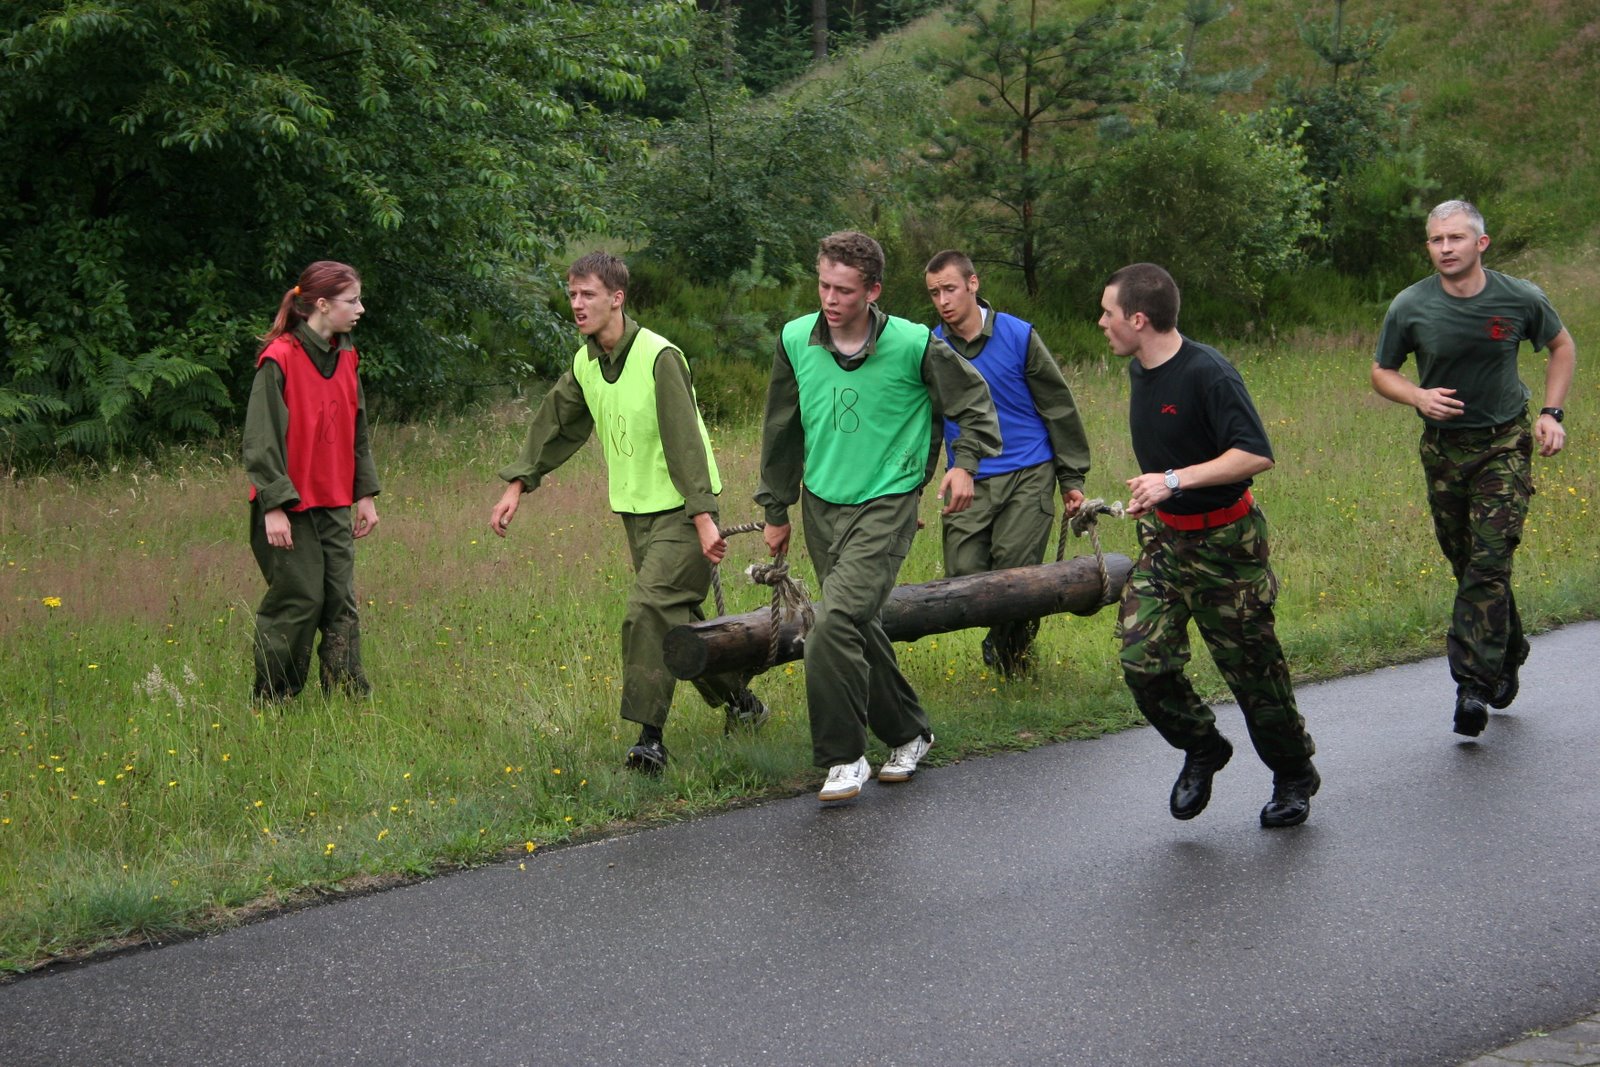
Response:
[1173,0,1262,97]
[623,56,935,283]
[743,0,819,93]
[1082,99,1322,307]
[1293,0,1393,85]
[924,0,1165,296]
[0,0,691,457]
[1267,1,1424,277]
[626,253,803,423]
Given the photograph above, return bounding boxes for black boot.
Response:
[1453,689,1490,737]
[625,726,668,775]
[1169,732,1233,820]
[724,689,770,733]
[1489,636,1531,710]
[1260,761,1321,828]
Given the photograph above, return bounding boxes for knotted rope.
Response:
[1060,498,1128,607]
[710,521,815,673]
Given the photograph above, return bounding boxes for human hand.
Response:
[695,513,728,564]
[763,522,791,557]
[1062,488,1086,517]
[490,483,523,538]
[1124,473,1173,518]
[1414,387,1465,421]
[939,468,975,515]
[353,496,379,539]
[264,507,293,549]
[1535,413,1567,457]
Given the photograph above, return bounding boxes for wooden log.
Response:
[664,552,1132,680]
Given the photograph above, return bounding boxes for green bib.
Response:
[783,312,932,504]
[572,327,721,513]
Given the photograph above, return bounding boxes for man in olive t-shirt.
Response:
[1372,200,1576,738]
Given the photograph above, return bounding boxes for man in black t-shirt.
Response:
[1099,263,1319,828]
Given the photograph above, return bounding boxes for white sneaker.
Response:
[818,756,872,802]
[878,734,933,783]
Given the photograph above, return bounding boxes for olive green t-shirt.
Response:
[1374,269,1564,429]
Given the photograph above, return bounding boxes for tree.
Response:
[624,49,933,284]
[1271,0,1422,276]
[925,0,1160,296]
[1174,0,1262,98]
[1083,98,1322,307]
[1295,0,1392,85]
[0,0,690,458]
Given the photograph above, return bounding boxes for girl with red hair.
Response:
[243,260,382,701]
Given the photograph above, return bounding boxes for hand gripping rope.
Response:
[708,521,815,676]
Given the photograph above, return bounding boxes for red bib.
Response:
[255,334,359,510]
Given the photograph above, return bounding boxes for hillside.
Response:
[812,0,1599,239]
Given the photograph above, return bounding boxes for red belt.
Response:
[1156,489,1253,531]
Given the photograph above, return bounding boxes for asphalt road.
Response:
[2,623,1596,1067]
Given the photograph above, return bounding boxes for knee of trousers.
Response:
[1121,663,1190,702]
[805,606,871,664]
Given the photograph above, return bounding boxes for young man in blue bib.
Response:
[925,249,1093,677]
[757,231,1001,802]
[490,252,767,773]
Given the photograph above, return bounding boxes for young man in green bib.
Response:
[490,252,767,773]
[1372,200,1576,738]
[757,231,1001,802]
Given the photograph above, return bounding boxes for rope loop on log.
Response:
[710,520,815,673]
[1062,498,1128,606]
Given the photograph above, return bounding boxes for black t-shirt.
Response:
[1127,338,1273,515]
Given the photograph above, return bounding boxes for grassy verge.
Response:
[1,253,1595,973]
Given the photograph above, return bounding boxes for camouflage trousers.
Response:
[1419,416,1533,696]
[1117,507,1315,770]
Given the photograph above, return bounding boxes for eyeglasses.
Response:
[331,295,365,306]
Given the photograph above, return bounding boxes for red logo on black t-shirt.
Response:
[1160,404,1178,415]
[1485,316,1512,341]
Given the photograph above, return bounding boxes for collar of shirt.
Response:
[584,314,639,372]
[808,304,887,369]
[292,322,352,376]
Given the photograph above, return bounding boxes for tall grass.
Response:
[2,248,1593,971]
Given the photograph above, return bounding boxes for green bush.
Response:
[0,0,690,458]
[1080,101,1322,308]
[623,58,935,284]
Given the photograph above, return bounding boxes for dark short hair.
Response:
[1106,263,1180,333]
[924,249,976,279]
[568,251,629,294]
[817,231,885,288]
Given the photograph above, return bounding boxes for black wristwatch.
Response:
[1540,406,1564,423]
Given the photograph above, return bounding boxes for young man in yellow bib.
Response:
[490,252,767,773]
[757,231,1001,802]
